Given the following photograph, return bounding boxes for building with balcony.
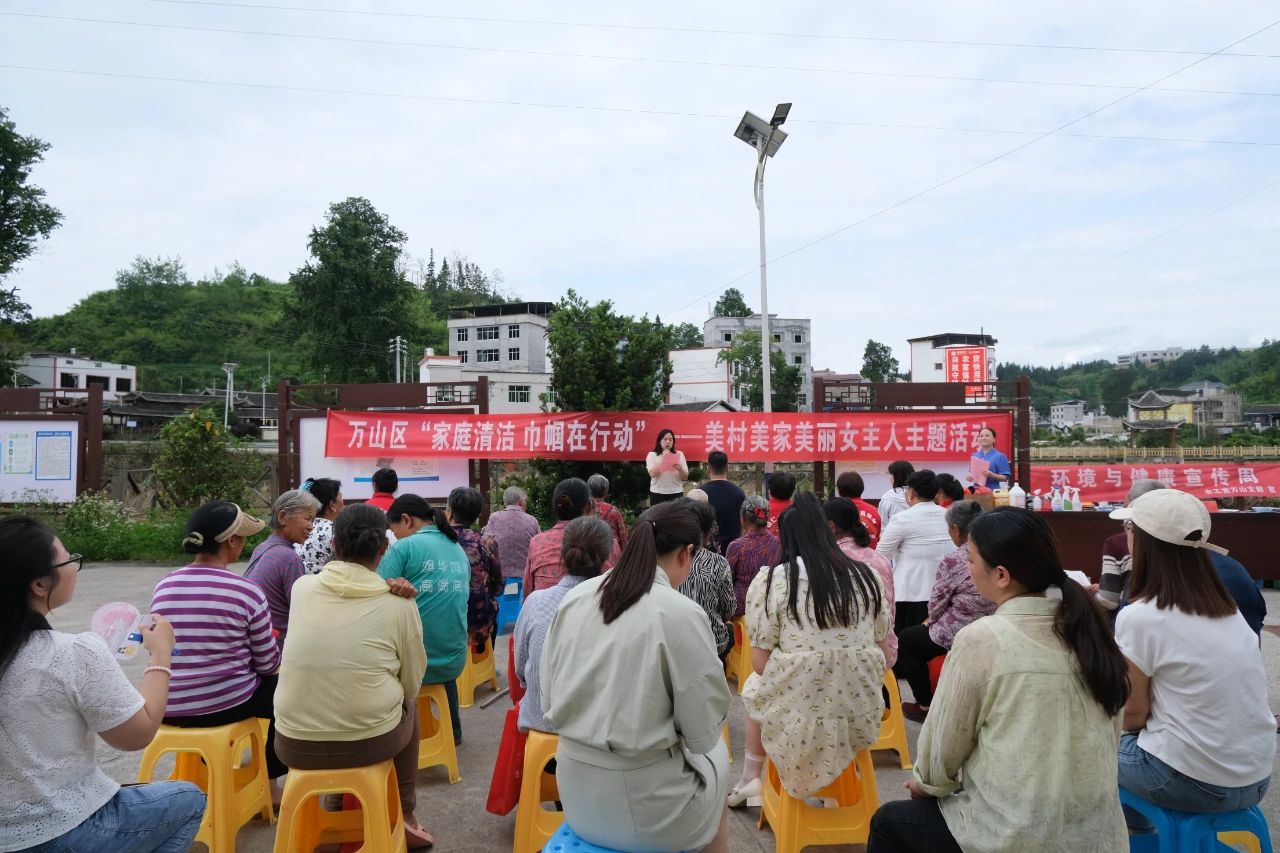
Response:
[17,350,137,402]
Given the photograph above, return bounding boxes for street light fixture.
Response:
[732,102,791,422]
[222,362,237,428]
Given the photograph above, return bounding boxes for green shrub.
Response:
[154,406,260,507]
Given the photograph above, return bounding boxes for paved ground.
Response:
[53,561,1280,851]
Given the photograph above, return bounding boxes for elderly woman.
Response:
[245,489,320,645]
[446,486,503,650]
[542,500,732,852]
[893,500,995,721]
[275,504,432,848]
[151,501,287,791]
[295,477,344,574]
[676,498,737,659]
[0,517,206,852]
[725,495,781,619]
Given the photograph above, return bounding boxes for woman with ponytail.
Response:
[381,494,470,744]
[523,478,619,595]
[275,504,433,848]
[540,501,732,853]
[868,507,1129,853]
[729,491,888,808]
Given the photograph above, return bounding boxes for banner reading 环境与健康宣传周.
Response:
[323,409,1014,464]
[1030,463,1280,503]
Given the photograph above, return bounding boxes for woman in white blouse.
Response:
[541,501,732,852]
[645,428,688,505]
[0,516,206,853]
[868,507,1130,853]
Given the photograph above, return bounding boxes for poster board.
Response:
[835,458,974,501]
[297,416,470,501]
[0,419,80,503]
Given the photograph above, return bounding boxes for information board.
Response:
[297,416,470,501]
[0,420,80,503]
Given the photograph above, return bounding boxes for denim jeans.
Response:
[1118,733,1271,822]
[20,781,205,853]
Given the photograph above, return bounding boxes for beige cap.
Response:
[1109,489,1228,556]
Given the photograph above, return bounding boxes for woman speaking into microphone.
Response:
[646,428,689,506]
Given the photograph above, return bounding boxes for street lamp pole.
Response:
[221,362,237,428]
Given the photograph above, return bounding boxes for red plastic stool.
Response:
[927,655,947,693]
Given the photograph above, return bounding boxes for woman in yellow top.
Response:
[867,508,1129,853]
[274,504,432,849]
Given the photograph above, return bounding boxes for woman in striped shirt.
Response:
[150,501,287,792]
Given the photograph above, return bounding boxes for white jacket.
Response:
[877,501,952,602]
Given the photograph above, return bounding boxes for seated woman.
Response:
[935,473,965,508]
[512,515,612,733]
[724,495,781,619]
[447,486,504,652]
[294,477,344,574]
[824,497,897,666]
[275,504,432,848]
[729,491,888,808]
[0,516,206,853]
[892,500,995,721]
[1112,489,1274,821]
[151,501,288,793]
[382,495,470,745]
[541,501,732,853]
[524,478,619,595]
[244,488,320,645]
[676,499,737,660]
[868,508,1130,853]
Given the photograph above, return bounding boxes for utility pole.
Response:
[222,362,237,428]
[389,336,407,383]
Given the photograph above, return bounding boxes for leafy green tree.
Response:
[860,339,901,384]
[289,197,415,383]
[712,287,752,318]
[154,406,259,507]
[716,330,802,411]
[1,107,63,377]
[545,289,671,411]
[668,322,704,349]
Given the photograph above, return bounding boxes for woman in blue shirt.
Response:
[969,426,1011,490]
[381,495,470,744]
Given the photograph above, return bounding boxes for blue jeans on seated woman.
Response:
[1118,733,1271,823]
[18,781,206,853]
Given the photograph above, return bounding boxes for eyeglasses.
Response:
[1122,520,1135,531]
[53,554,84,572]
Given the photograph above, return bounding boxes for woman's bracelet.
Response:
[143,665,173,677]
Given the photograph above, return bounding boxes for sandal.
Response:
[405,819,435,850]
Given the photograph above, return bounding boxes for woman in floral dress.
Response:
[728,491,888,806]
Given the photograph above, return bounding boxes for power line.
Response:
[135,0,1280,60]
[8,11,1278,98]
[665,17,1280,319]
[1,64,1275,149]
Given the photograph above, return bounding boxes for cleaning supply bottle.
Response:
[1051,488,1064,512]
[1008,482,1026,509]
[1032,490,1043,512]
[1071,487,1084,511]
[1062,488,1073,512]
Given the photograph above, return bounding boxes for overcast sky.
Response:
[1,0,1277,373]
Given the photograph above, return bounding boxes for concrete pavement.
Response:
[49,561,1280,851]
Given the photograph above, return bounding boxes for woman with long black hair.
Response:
[728,491,888,807]
[645,428,688,505]
[868,507,1130,853]
[540,500,732,853]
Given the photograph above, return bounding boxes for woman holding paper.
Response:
[967,426,1010,490]
[646,428,688,505]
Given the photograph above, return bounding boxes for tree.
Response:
[712,287,752,318]
[0,107,63,378]
[861,339,900,383]
[717,330,803,411]
[154,406,259,507]
[545,289,671,411]
[288,198,415,383]
[668,322,704,349]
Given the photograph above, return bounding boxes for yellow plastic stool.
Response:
[512,731,564,853]
[457,636,499,708]
[723,722,732,763]
[271,760,405,853]
[757,749,879,853]
[873,671,912,769]
[724,617,752,695]
[416,683,461,783]
[136,718,274,853]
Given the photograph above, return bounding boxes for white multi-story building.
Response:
[1116,347,1184,369]
[427,302,556,413]
[907,333,998,384]
[701,314,813,410]
[1050,399,1087,428]
[667,347,738,408]
[17,350,137,402]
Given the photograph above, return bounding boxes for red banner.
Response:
[324,410,1013,463]
[1030,463,1280,503]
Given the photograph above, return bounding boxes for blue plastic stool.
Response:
[544,822,687,853]
[496,578,523,635]
[1120,787,1272,852]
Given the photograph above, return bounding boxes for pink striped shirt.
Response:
[150,564,281,716]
